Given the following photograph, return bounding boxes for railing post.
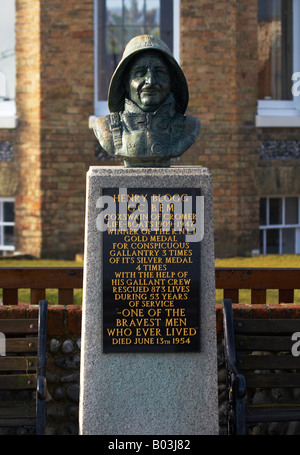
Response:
[3,289,18,305]
[279,289,294,303]
[31,289,46,306]
[224,289,239,303]
[251,289,266,305]
[58,289,74,306]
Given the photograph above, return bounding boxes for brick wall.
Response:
[39,0,97,258]
[14,0,101,259]
[11,0,263,259]
[14,0,42,257]
[255,128,300,197]
[7,0,299,258]
[179,0,260,256]
[0,304,82,334]
[216,302,300,334]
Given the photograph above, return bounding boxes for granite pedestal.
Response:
[79,166,218,435]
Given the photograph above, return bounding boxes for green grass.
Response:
[0,259,83,267]
[215,254,300,269]
[0,255,299,305]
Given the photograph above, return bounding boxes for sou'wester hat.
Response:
[108,35,189,115]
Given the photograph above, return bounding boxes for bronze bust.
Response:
[92,35,200,167]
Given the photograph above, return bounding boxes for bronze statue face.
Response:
[126,50,171,112]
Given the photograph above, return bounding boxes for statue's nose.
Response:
[145,69,156,85]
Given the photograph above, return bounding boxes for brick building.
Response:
[0,0,299,259]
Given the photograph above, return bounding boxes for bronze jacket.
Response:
[93,95,200,167]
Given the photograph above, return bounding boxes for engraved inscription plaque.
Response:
[102,188,201,353]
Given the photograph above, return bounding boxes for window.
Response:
[259,196,300,254]
[0,0,16,128]
[258,0,293,101]
[256,0,300,126]
[93,0,180,116]
[0,198,14,252]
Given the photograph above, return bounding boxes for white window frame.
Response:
[259,196,300,254]
[0,197,15,252]
[0,1,17,129]
[91,0,180,124]
[256,0,300,127]
[0,100,17,129]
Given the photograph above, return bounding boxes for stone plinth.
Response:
[79,166,218,435]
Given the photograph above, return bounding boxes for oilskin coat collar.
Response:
[123,94,177,117]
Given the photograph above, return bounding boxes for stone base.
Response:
[79,166,219,435]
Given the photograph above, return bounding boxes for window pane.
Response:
[285,197,298,225]
[106,0,122,24]
[146,0,160,27]
[4,226,14,246]
[260,198,267,225]
[145,0,160,37]
[266,228,279,254]
[124,26,145,45]
[282,228,295,254]
[106,0,123,54]
[3,201,14,222]
[145,26,159,37]
[0,0,16,100]
[97,0,173,102]
[124,0,144,25]
[106,27,124,56]
[257,0,293,100]
[269,197,282,225]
